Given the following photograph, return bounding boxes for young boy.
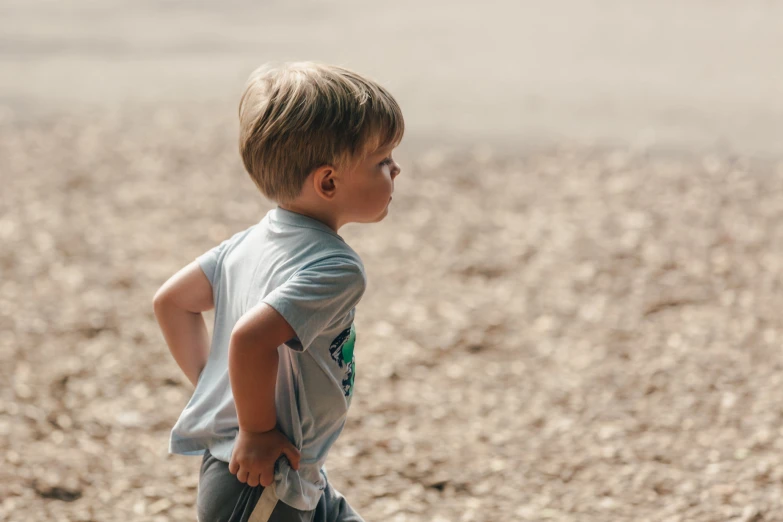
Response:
[152,62,403,522]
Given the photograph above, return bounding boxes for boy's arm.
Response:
[152,262,214,387]
[228,303,300,487]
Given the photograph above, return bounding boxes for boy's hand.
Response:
[229,428,301,487]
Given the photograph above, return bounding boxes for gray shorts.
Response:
[197,450,365,522]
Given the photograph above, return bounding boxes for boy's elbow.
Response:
[229,303,295,354]
[229,323,251,352]
[152,287,170,316]
[229,320,269,354]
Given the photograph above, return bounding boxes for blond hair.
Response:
[238,62,404,203]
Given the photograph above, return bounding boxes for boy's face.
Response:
[338,144,401,224]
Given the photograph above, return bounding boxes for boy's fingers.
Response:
[282,444,301,470]
[260,468,274,487]
[237,469,249,484]
[228,459,239,475]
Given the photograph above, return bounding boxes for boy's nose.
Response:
[391,162,401,179]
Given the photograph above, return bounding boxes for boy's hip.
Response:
[198,449,364,522]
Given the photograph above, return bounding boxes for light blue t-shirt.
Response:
[169,208,366,511]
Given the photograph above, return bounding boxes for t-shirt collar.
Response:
[268,207,344,241]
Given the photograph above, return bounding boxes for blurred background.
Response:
[2,1,783,521]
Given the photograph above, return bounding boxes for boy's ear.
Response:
[312,165,337,200]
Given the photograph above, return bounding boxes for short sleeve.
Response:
[196,238,232,287]
[262,257,366,352]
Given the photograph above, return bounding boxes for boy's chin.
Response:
[372,206,390,222]
[350,204,390,224]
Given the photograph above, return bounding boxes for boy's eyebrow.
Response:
[372,144,394,156]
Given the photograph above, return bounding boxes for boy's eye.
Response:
[379,157,392,167]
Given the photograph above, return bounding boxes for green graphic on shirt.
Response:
[329,324,356,396]
[342,325,356,365]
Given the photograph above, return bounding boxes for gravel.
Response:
[2,107,783,521]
